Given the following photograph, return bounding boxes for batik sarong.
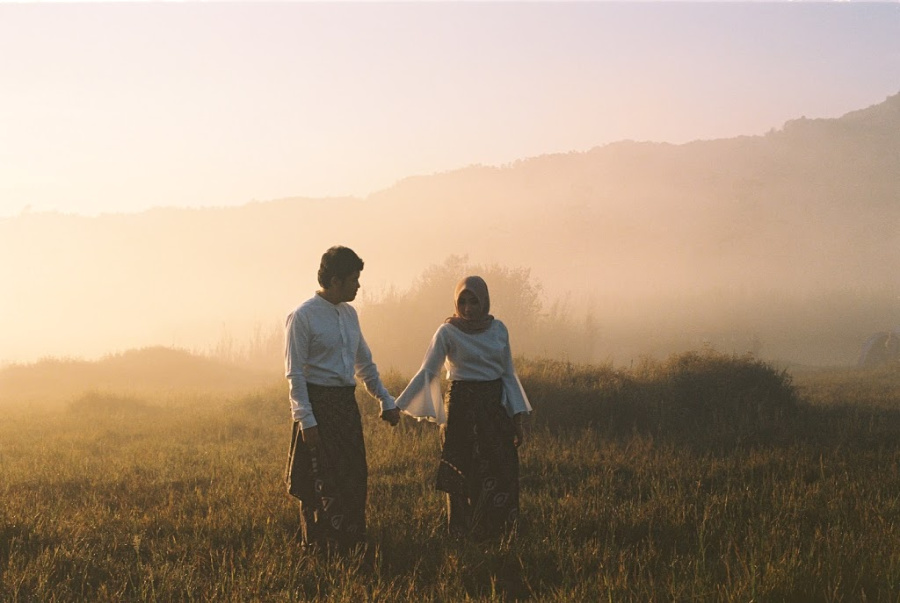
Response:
[436,379,520,539]
[285,384,367,549]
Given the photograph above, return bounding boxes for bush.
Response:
[649,350,798,445]
[519,350,798,449]
[359,256,599,374]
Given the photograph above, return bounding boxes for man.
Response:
[284,245,400,550]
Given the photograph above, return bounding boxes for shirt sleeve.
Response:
[354,330,397,412]
[285,310,317,429]
[498,322,533,417]
[395,325,450,424]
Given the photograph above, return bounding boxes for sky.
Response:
[0,1,898,219]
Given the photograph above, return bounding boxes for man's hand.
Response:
[301,425,321,449]
[380,408,401,427]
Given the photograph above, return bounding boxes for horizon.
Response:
[2,90,899,367]
[2,1,898,218]
[2,0,899,368]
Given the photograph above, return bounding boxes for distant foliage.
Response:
[208,322,284,374]
[520,349,798,449]
[360,256,599,374]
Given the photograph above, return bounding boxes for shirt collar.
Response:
[313,291,343,309]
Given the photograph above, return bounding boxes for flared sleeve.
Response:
[395,326,450,424]
[499,323,533,417]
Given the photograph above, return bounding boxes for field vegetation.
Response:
[2,350,900,601]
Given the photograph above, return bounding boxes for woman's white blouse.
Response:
[395,320,532,425]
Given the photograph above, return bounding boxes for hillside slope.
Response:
[1,93,897,364]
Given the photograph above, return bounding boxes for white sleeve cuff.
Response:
[293,404,317,430]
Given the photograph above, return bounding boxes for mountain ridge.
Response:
[2,92,898,365]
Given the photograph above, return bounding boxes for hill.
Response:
[0,346,275,406]
[1,92,898,366]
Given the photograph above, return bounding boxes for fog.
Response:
[1,94,898,372]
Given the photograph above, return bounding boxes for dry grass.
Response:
[2,351,900,601]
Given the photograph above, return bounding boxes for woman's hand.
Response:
[513,412,527,448]
[301,425,321,450]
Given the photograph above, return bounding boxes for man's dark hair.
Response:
[318,246,364,288]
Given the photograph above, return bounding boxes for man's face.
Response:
[334,271,361,303]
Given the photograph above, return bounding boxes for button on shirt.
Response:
[285,293,396,429]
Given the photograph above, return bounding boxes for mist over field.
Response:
[1,93,898,371]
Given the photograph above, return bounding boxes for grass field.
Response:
[2,351,900,601]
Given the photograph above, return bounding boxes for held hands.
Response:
[302,409,399,452]
[380,407,401,427]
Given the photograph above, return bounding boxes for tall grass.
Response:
[2,352,900,601]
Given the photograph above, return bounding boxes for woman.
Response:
[396,276,532,539]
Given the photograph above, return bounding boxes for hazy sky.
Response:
[1,1,898,218]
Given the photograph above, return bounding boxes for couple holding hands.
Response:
[284,246,532,550]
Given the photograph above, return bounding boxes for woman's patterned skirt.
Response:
[437,379,520,539]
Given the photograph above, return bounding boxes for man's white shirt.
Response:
[285,293,396,429]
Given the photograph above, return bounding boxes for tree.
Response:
[359,256,543,374]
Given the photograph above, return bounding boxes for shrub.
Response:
[650,350,798,445]
[519,350,798,449]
